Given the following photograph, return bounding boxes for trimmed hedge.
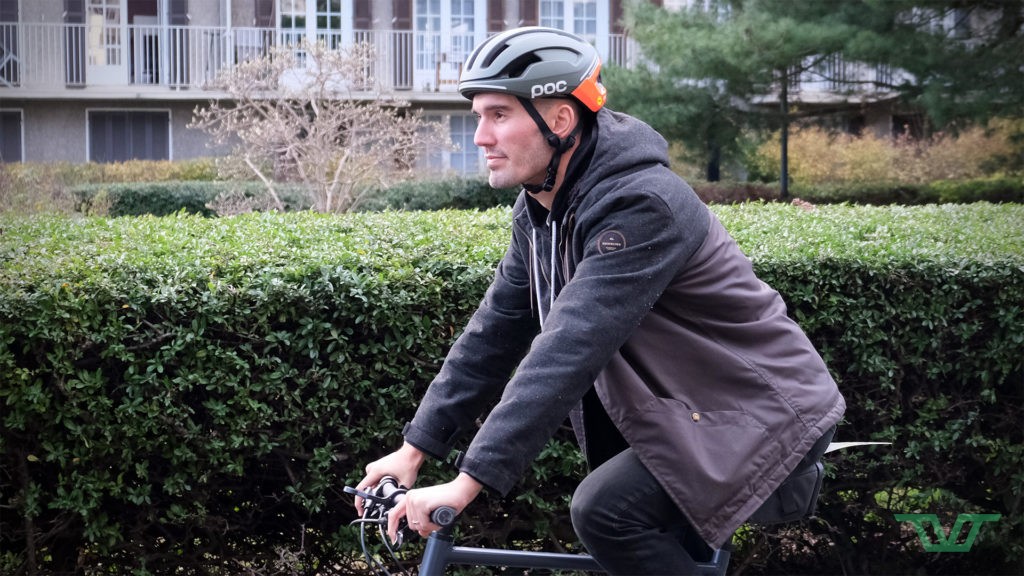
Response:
[70,181,315,217]
[67,178,517,217]
[1,204,1022,575]
[1,161,219,215]
[56,176,1024,219]
[356,177,520,212]
[792,176,1024,205]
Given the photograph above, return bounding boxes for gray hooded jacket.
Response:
[403,108,846,547]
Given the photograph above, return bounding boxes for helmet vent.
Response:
[504,53,541,79]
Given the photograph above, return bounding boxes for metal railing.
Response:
[0,20,898,107]
[0,22,638,96]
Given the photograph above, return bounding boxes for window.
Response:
[540,0,564,29]
[87,0,123,67]
[423,113,480,175]
[280,0,347,49]
[572,0,596,38]
[448,114,479,175]
[416,0,442,72]
[0,110,23,162]
[539,0,601,44]
[88,110,170,163]
[414,0,476,91]
[316,0,344,48]
[450,0,475,62]
[280,0,306,46]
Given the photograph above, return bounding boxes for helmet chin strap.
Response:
[517,97,578,193]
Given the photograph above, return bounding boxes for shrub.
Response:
[0,160,219,215]
[691,181,779,203]
[752,123,1021,186]
[70,181,314,217]
[717,203,1024,574]
[356,177,520,212]
[356,178,780,211]
[0,205,1021,574]
[927,176,1024,204]
[794,176,1024,205]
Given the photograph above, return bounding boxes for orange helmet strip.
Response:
[571,62,607,112]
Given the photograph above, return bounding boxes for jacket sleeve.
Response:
[402,218,540,467]
[459,186,710,494]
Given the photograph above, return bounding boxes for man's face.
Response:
[471,93,552,190]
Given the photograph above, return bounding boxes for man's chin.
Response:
[488,173,517,190]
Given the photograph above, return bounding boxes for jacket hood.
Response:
[565,108,672,215]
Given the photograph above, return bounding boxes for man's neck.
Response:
[526,144,577,211]
[527,188,557,211]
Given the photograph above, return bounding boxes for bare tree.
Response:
[191,39,450,213]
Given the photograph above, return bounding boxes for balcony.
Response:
[0,22,638,101]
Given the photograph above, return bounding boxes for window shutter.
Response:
[488,0,504,32]
[355,0,372,29]
[0,0,18,21]
[518,0,536,26]
[169,0,188,25]
[611,0,624,34]
[64,0,84,23]
[254,0,274,27]
[392,0,411,30]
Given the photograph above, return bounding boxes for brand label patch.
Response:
[597,230,626,254]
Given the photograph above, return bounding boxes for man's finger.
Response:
[387,500,406,545]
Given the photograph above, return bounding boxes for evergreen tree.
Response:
[609,0,1023,194]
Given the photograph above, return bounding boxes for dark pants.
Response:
[570,448,704,576]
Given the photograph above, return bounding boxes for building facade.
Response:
[0,0,642,171]
[0,0,917,172]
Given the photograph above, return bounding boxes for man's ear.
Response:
[549,100,579,139]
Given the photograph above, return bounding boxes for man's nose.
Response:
[474,121,494,147]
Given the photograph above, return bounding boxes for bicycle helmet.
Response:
[459,26,607,112]
[460,27,607,192]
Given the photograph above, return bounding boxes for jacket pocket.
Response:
[675,406,769,484]
[628,398,770,488]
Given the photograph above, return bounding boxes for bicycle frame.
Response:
[351,433,877,575]
[347,479,731,575]
[418,524,731,576]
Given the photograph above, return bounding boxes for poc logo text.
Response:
[531,81,568,98]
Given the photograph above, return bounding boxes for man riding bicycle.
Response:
[354,26,846,575]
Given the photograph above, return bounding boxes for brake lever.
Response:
[344,485,391,507]
[345,484,417,548]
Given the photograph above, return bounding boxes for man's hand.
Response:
[387,472,483,543]
[353,442,426,516]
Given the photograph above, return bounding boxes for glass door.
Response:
[315,0,344,49]
[279,0,307,48]
[86,0,128,84]
[279,1,350,55]
[414,0,476,92]
[539,0,608,57]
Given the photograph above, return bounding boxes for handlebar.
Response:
[345,476,457,528]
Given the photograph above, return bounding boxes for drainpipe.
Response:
[225,0,233,66]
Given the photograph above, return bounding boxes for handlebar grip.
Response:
[366,477,457,527]
[430,506,457,527]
